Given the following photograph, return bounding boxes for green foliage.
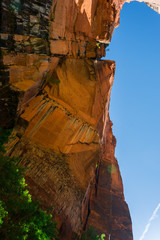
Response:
[96,42,101,49]
[0,201,8,225]
[0,128,12,153]
[99,234,106,240]
[80,226,106,240]
[0,129,59,240]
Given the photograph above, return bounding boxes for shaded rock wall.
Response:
[3,0,158,239]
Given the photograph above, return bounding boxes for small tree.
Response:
[0,128,59,240]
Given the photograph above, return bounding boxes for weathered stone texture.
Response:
[2,0,152,239]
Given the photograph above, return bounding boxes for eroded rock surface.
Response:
[2,0,158,239]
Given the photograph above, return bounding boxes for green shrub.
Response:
[80,226,106,240]
[0,128,59,240]
[0,128,12,153]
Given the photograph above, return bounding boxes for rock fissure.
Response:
[67,140,99,146]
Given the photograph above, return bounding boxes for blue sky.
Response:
[105,2,160,240]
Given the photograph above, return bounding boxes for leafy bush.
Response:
[0,128,12,153]
[0,128,59,240]
[79,226,106,240]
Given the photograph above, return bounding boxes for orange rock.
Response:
[1,0,136,239]
[50,40,69,55]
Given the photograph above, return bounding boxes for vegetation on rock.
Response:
[0,129,106,240]
[0,128,59,240]
[75,226,106,240]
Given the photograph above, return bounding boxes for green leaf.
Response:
[0,129,59,240]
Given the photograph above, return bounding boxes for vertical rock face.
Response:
[81,62,132,240]
[4,0,160,239]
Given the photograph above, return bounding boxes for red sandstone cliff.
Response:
[0,0,136,239]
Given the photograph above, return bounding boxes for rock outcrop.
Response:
[1,0,158,239]
[127,0,160,13]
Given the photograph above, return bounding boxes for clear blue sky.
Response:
[105,2,160,240]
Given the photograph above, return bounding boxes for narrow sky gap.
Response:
[105,2,160,240]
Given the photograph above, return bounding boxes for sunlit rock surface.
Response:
[1,0,159,239]
[127,0,160,13]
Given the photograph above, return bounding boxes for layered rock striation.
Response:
[2,0,158,239]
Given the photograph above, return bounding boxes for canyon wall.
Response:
[1,0,159,239]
